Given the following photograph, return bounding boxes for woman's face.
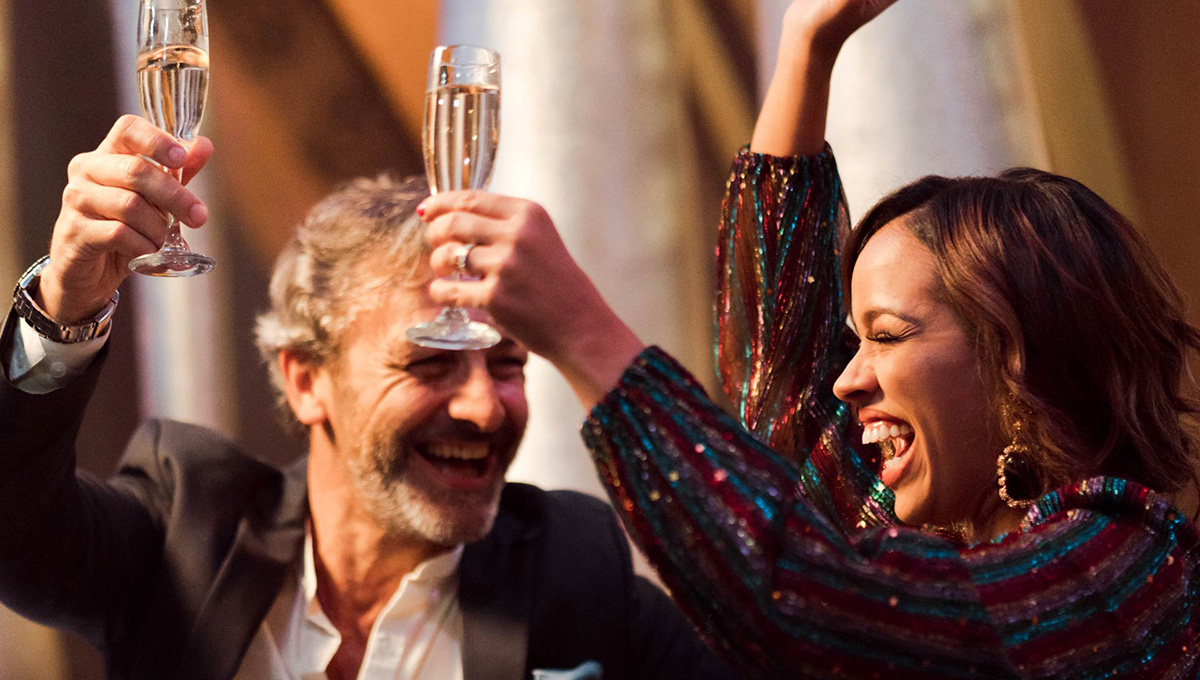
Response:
[833,220,1004,528]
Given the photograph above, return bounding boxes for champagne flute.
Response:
[407,45,502,350]
[128,0,215,277]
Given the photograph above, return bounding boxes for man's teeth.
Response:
[426,443,490,461]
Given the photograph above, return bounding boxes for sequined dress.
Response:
[582,147,1200,679]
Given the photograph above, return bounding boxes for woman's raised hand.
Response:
[41,115,212,324]
[753,0,898,156]
[785,0,899,56]
[419,191,644,408]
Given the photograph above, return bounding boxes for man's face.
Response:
[319,285,529,546]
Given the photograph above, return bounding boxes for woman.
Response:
[418,1,1200,677]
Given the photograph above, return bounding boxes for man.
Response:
[0,115,733,680]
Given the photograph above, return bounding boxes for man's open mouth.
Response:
[417,442,493,478]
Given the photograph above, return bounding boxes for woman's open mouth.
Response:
[862,421,915,488]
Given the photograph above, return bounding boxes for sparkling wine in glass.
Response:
[128,0,215,277]
[407,45,503,350]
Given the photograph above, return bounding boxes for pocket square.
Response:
[531,660,602,679]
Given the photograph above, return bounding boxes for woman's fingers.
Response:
[427,276,493,310]
[424,210,510,250]
[785,0,899,54]
[428,240,504,279]
[422,195,557,285]
[417,189,520,223]
[420,190,518,220]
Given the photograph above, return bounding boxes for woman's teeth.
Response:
[861,422,913,460]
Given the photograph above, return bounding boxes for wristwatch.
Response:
[11,255,119,344]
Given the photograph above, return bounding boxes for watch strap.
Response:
[11,256,119,344]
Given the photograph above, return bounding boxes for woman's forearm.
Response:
[752,0,897,156]
[750,38,836,157]
[550,300,645,411]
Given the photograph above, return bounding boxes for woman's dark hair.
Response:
[844,168,1200,500]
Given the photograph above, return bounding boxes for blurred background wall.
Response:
[0,0,1197,676]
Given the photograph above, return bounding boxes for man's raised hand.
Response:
[40,115,212,323]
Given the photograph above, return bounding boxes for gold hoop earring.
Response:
[997,449,1034,510]
[997,415,1036,510]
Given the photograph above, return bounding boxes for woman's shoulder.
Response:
[1020,476,1197,542]
[964,476,1198,573]
[963,478,1200,675]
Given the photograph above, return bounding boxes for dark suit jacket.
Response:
[0,317,735,680]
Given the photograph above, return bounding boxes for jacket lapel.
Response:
[175,456,308,680]
[460,487,540,680]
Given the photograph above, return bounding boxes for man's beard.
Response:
[344,426,507,546]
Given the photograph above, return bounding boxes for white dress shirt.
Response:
[7,315,109,393]
[9,318,468,680]
[235,536,466,680]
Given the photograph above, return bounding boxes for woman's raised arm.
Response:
[719,0,894,459]
[752,0,896,156]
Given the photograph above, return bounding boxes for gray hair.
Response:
[255,174,431,424]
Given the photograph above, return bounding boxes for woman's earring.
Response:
[997,414,1036,510]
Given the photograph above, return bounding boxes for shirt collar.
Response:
[301,532,465,622]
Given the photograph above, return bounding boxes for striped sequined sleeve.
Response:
[717,146,849,452]
[583,348,1014,678]
[582,351,1199,678]
[717,147,893,534]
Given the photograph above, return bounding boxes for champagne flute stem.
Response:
[438,269,468,323]
[160,164,191,253]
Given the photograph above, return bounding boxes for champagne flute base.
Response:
[128,250,216,277]
[406,319,501,350]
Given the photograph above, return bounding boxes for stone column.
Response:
[758,0,1047,220]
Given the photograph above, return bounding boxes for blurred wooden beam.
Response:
[1009,0,1137,220]
[1074,1,1200,329]
[671,0,757,167]
[324,0,438,143]
[0,0,16,294]
[665,0,758,398]
[206,0,429,267]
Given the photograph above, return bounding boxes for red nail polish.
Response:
[416,203,427,218]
